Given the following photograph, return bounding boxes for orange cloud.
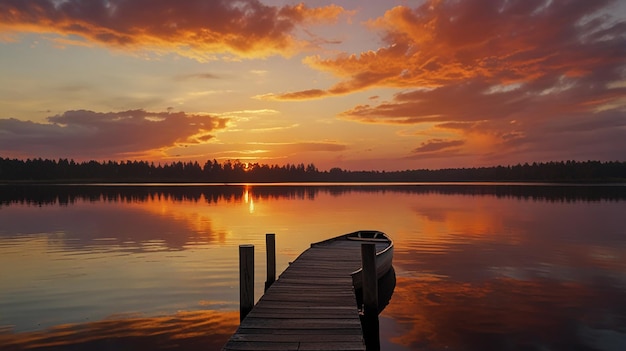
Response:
[0,109,228,160]
[0,0,349,60]
[324,1,626,164]
[271,0,624,97]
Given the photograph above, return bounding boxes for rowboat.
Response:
[347,230,394,290]
[311,230,394,290]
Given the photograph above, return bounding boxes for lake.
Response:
[1,183,625,350]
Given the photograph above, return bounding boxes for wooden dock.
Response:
[222,238,388,351]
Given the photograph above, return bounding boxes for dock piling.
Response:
[239,244,254,321]
[361,243,378,316]
[265,233,276,292]
[361,243,380,351]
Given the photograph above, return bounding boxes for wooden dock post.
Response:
[265,233,276,292]
[361,243,378,316]
[361,243,380,351]
[239,244,254,321]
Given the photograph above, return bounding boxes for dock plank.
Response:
[221,237,373,351]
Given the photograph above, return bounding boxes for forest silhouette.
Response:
[0,157,624,183]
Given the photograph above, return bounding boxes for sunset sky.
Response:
[1,0,624,171]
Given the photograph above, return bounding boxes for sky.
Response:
[0,0,624,171]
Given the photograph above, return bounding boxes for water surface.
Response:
[1,184,625,350]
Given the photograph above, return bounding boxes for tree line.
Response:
[0,157,624,183]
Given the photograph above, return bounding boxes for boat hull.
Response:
[309,230,394,289]
[350,246,393,290]
[347,230,394,290]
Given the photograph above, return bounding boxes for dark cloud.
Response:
[0,0,348,59]
[340,72,626,162]
[0,109,228,159]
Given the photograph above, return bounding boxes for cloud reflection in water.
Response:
[0,310,239,351]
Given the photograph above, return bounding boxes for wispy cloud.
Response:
[413,139,465,154]
[174,73,222,81]
[0,109,228,159]
[248,141,348,153]
[215,109,280,117]
[254,89,328,101]
[0,0,349,60]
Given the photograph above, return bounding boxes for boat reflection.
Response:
[355,266,397,316]
[356,266,397,351]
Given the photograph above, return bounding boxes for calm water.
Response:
[1,184,625,350]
